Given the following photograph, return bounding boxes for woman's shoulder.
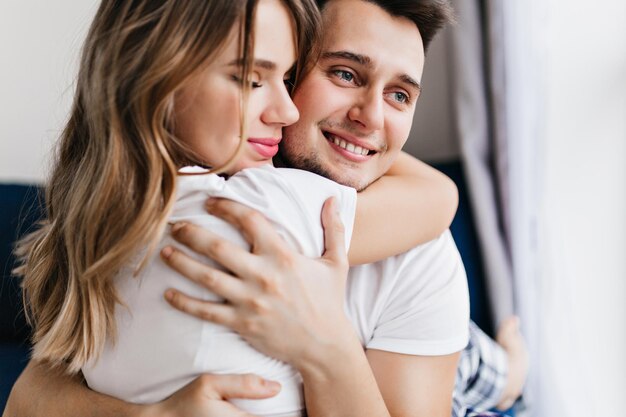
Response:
[176,166,225,192]
[233,165,352,193]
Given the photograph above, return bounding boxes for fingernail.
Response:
[263,380,281,392]
[164,289,174,301]
[205,198,215,208]
[170,222,185,234]
[161,246,174,259]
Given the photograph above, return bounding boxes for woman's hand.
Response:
[161,197,356,369]
[141,374,281,417]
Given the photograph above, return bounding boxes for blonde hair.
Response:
[15,0,321,373]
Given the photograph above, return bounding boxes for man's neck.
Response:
[272,154,289,168]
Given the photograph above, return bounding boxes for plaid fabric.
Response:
[465,412,508,417]
[452,321,509,417]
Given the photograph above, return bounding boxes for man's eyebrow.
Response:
[321,50,372,67]
[228,58,276,70]
[400,74,421,93]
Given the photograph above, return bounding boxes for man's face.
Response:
[280,0,425,190]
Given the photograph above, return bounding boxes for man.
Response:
[4,1,524,416]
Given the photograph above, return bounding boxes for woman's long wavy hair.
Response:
[14,0,321,373]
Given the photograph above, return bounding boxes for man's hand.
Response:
[141,374,281,417]
[161,197,356,368]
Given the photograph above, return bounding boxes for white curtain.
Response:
[499,2,545,416]
[449,1,626,416]
[448,0,515,328]
[448,0,545,414]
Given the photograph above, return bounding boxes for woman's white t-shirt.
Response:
[82,165,357,417]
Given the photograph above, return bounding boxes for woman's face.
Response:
[173,0,299,174]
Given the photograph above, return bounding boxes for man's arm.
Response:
[3,360,280,417]
[163,198,463,417]
[163,198,392,417]
[4,361,138,417]
[367,350,460,417]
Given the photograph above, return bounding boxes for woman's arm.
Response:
[349,151,458,265]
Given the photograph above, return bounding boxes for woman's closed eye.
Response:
[231,74,263,89]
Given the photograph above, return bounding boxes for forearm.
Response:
[296,326,390,417]
[4,361,139,417]
[349,152,458,265]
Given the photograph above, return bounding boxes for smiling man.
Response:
[281,1,425,191]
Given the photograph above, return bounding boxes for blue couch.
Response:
[0,161,497,413]
[1,185,42,410]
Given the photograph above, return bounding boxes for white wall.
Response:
[0,0,98,183]
[406,26,460,163]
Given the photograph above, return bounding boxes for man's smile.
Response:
[322,129,379,162]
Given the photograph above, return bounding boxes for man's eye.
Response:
[387,91,410,105]
[393,92,409,103]
[332,69,355,83]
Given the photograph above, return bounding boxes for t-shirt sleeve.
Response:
[366,231,470,356]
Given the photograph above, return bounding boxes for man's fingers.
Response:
[168,221,258,279]
[196,374,281,400]
[205,198,285,253]
[321,197,348,266]
[164,289,237,327]
[161,246,249,304]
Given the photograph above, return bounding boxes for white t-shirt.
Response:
[346,230,469,356]
[83,165,356,417]
[82,164,469,417]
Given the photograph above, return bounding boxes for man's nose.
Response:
[347,88,384,132]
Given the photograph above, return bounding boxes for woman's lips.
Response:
[247,138,281,159]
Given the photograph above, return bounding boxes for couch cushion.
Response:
[0,184,43,342]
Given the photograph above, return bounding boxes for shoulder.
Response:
[348,231,470,355]
[232,165,353,194]
[367,230,464,280]
[172,168,225,217]
[228,165,357,218]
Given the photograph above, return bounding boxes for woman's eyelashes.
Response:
[230,74,263,88]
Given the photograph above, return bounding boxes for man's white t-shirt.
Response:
[82,165,469,417]
[346,230,469,356]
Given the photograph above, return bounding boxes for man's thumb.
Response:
[321,197,347,264]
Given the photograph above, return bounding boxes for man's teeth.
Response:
[330,136,370,156]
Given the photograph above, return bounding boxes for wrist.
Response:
[135,403,166,417]
[295,319,364,377]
